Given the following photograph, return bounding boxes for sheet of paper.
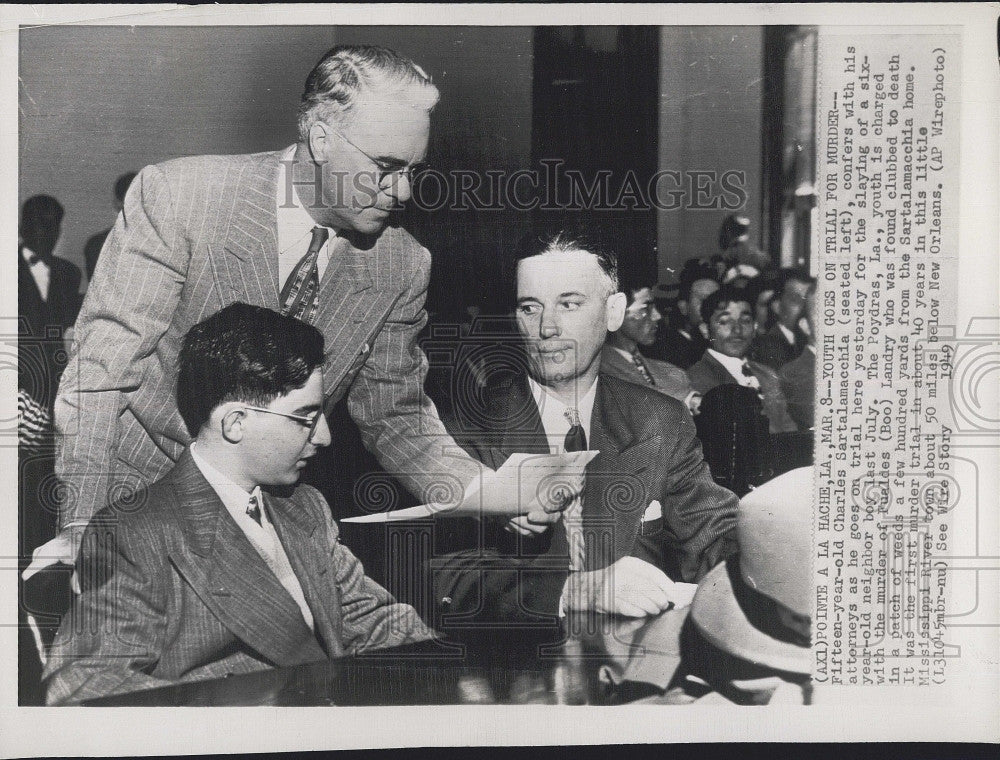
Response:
[341,450,597,523]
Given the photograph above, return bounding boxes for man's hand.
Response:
[504,479,583,536]
[562,556,698,618]
[22,529,82,593]
[505,509,561,536]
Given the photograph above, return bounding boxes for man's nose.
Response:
[384,172,412,204]
[651,305,663,323]
[539,312,560,339]
[310,412,333,448]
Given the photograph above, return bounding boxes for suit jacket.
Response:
[652,326,707,370]
[750,323,806,370]
[686,352,797,434]
[19,250,81,408]
[433,373,738,626]
[600,344,695,406]
[42,450,433,705]
[54,150,478,532]
[779,345,815,431]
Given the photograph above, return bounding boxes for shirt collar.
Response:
[21,245,46,267]
[777,323,796,345]
[276,144,337,257]
[527,374,598,450]
[189,442,264,523]
[707,348,753,383]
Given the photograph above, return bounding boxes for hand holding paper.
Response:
[341,450,595,523]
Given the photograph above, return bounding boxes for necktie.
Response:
[246,492,263,526]
[280,226,329,324]
[630,347,656,386]
[562,409,587,571]
[741,362,763,396]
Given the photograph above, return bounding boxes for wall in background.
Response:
[18,25,533,310]
[657,26,764,282]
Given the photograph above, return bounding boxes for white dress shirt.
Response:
[189,443,315,631]
[276,145,338,289]
[777,323,796,346]
[706,348,761,391]
[21,245,50,301]
[527,375,597,454]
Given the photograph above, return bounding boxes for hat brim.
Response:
[690,559,811,675]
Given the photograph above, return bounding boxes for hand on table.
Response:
[563,556,698,618]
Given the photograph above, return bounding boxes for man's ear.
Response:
[699,322,711,341]
[219,405,247,444]
[307,121,332,162]
[606,291,627,332]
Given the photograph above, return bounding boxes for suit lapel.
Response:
[495,374,550,465]
[584,378,661,567]
[218,152,282,309]
[164,452,326,667]
[703,352,738,386]
[266,492,345,658]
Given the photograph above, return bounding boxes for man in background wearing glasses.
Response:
[43,303,434,705]
[43,45,486,568]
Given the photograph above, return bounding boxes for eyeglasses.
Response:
[242,406,324,439]
[332,127,427,187]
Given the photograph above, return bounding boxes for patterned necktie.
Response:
[630,347,657,386]
[562,409,587,572]
[280,226,329,324]
[246,492,263,526]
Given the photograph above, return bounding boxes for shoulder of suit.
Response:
[600,373,688,420]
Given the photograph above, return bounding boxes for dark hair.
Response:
[511,229,620,294]
[298,44,438,140]
[677,258,719,302]
[718,214,750,251]
[114,172,137,203]
[700,283,753,326]
[177,303,325,437]
[744,269,783,306]
[776,267,816,295]
[21,195,64,227]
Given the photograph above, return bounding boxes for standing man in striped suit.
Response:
[42,45,486,565]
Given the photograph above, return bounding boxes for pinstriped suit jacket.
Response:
[54,149,479,532]
[42,449,433,705]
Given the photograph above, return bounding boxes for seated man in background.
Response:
[749,268,815,370]
[687,285,796,434]
[778,285,817,431]
[601,280,700,415]
[657,260,719,369]
[434,233,738,626]
[43,303,433,705]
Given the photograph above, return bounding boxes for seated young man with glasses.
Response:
[43,303,434,705]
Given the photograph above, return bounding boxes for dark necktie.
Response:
[280,226,329,324]
[562,409,587,571]
[246,492,262,526]
[630,347,657,386]
[563,409,587,452]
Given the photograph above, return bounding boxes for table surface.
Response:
[84,609,689,706]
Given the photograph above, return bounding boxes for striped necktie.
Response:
[630,347,657,386]
[280,226,329,324]
[246,492,263,526]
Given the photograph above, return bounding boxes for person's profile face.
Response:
[310,93,430,235]
[687,279,719,327]
[778,279,811,327]
[239,369,331,488]
[704,300,755,358]
[515,250,622,388]
[619,287,662,346]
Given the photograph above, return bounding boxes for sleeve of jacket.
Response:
[432,549,568,632]
[42,513,174,705]
[314,491,435,653]
[655,403,739,582]
[345,241,481,504]
[54,164,188,533]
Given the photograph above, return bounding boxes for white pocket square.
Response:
[642,500,663,522]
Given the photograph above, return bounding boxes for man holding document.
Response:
[432,232,739,625]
